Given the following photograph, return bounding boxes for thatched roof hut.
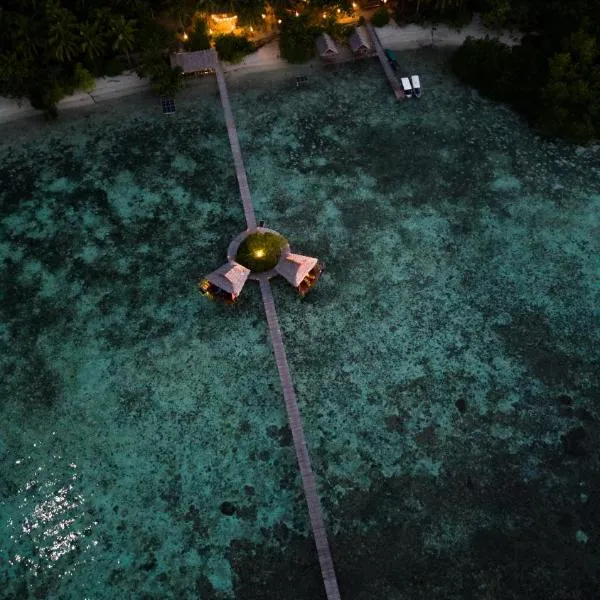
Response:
[315,33,339,60]
[276,253,320,288]
[170,49,217,75]
[349,26,372,56]
[201,261,250,302]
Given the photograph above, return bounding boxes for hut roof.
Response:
[276,253,318,287]
[349,26,372,53]
[206,261,250,296]
[315,33,339,57]
[170,49,217,74]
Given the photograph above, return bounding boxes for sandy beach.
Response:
[0,16,521,126]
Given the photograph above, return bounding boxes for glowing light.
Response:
[261,13,266,18]
[337,8,341,12]
[209,28,213,33]
[250,26,254,31]
[323,12,327,18]
[295,11,299,16]
[352,2,357,7]
[182,32,188,41]
[254,249,265,258]
[212,14,238,22]
[278,18,282,24]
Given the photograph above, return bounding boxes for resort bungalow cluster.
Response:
[199,228,323,304]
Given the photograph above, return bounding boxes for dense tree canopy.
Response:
[446,0,600,142]
[2,0,599,140]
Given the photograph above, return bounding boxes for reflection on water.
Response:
[4,436,97,579]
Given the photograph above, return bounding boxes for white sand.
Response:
[0,16,521,125]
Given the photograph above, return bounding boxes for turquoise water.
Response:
[1,49,599,599]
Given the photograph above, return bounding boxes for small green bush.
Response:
[73,64,95,93]
[371,7,390,27]
[151,63,184,97]
[215,34,254,63]
[236,232,288,273]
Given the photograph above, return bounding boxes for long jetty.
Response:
[213,50,257,229]
[212,51,342,600]
[260,280,342,600]
[365,23,405,100]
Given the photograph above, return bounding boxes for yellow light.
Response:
[295,11,299,16]
[261,13,266,18]
[254,249,265,258]
[352,2,357,7]
[250,26,254,31]
[337,8,341,12]
[323,12,326,18]
[278,18,282,23]
[209,28,213,33]
[183,32,188,40]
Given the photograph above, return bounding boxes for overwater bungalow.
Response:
[315,33,339,62]
[170,48,216,76]
[198,261,250,304]
[276,253,323,296]
[349,26,372,57]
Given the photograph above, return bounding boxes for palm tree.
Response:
[46,1,80,62]
[10,13,41,61]
[110,15,137,66]
[79,20,105,59]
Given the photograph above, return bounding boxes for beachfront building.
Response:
[315,33,339,62]
[276,252,323,296]
[170,48,217,76]
[198,261,250,304]
[349,26,372,57]
[210,13,238,35]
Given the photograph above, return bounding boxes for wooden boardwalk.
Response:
[213,52,257,229]
[260,280,342,600]
[365,23,405,100]
[212,54,342,599]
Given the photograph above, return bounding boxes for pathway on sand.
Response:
[214,55,342,600]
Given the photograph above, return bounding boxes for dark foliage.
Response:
[371,7,390,28]
[214,34,254,63]
[279,13,318,64]
[448,0,600,143]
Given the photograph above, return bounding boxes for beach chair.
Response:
[411,75,422,98]
[401,77,413,98]
[161,98,176,115]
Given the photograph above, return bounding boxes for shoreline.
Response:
[0,16,521,128]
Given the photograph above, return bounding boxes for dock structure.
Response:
[213,52,257,229]
[365,23,405,100]
[210,53,343,600]
[260,279,342,600]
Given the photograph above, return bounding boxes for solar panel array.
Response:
[161,98,176,114]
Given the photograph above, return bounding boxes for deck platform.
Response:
[365,23,405,100]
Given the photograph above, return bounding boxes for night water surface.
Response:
[1,50,599,599]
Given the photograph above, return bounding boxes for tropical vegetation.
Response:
[371,6,391,28]
[447,0,600,143]
[2,0,600,141]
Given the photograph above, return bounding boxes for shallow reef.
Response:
[0,49,599,599]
